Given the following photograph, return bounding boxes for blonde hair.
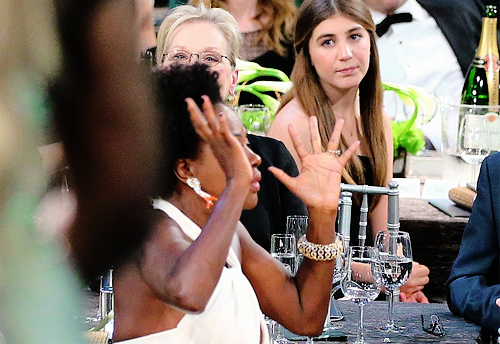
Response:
[156,5,242,67]
[190,0,296,57]
[281,0,387,208]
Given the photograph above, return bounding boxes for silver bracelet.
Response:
[297,234,343,261]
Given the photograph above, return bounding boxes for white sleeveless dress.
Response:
[115,199,269,344]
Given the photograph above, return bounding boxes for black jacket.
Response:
[417,0,485,76]
[240,134,307,251]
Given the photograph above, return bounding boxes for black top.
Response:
[240,134,308,251]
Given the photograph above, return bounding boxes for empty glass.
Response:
[341,246,381,344]
[373,231,413,333]
[286,215,308,268]
[439,99,500,187]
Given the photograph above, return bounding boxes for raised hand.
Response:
[186,96,252,185]
[269,116,359,211]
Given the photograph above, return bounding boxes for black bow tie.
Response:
[376,12,413,37]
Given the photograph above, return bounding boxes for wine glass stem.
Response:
[357,303,365,343]
[386,288,395,329]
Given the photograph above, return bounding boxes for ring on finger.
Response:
[327,149,341,156]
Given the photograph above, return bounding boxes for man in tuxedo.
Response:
[447,151,500,336]
[365,0,488,150]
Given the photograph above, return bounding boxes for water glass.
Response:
[439,99,500,187]
[286,215,308,268]
[270,233,296,344]
[341,246,381,344]
[373,231,413,333]
[270,233,296,274]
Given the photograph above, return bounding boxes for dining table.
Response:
[398,198,469,303]
[82,290,486,344]
[294,300,483,343]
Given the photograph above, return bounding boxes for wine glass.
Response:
[286,215,308,269]
[284,217,317,343]
[270,234,296,344]
[341,246,381,344]
[271,233,296,275]
[373,231,413,333]
[458,112,491,187]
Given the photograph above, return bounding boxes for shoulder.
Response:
[277,98,306,117]
[145,208,192,248]
[417,0,478,11]
[268,98,309,144]
[271,99,309,129]
[381,110,393,138]
[482,152,500,182]
[268,98,311,147]
[485,151,500,168]
[381,110,392,126]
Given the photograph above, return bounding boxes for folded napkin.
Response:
[428,198,471,217]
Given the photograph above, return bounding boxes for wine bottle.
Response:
[459,5,499,154]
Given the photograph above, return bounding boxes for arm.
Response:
[242,117,360,336]
[447,154,500,334]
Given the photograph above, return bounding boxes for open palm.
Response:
[270,117,359,211]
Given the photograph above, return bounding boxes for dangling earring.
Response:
[186,177,218,209]
[225,92,238,108]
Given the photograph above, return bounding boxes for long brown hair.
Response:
[281,0,387,208]
[190,0,296,57]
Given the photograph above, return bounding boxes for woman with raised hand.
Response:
[112,63,358,343]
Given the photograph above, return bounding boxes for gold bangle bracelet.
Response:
[297,234,343,261]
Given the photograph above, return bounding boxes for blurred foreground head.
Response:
[51,0,162,283]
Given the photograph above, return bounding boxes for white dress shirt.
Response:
[372,0,465,150]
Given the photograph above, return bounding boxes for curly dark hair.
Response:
[153,63,223,198]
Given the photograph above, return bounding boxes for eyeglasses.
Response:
[162,50,234,67]
[421,314,445,337]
